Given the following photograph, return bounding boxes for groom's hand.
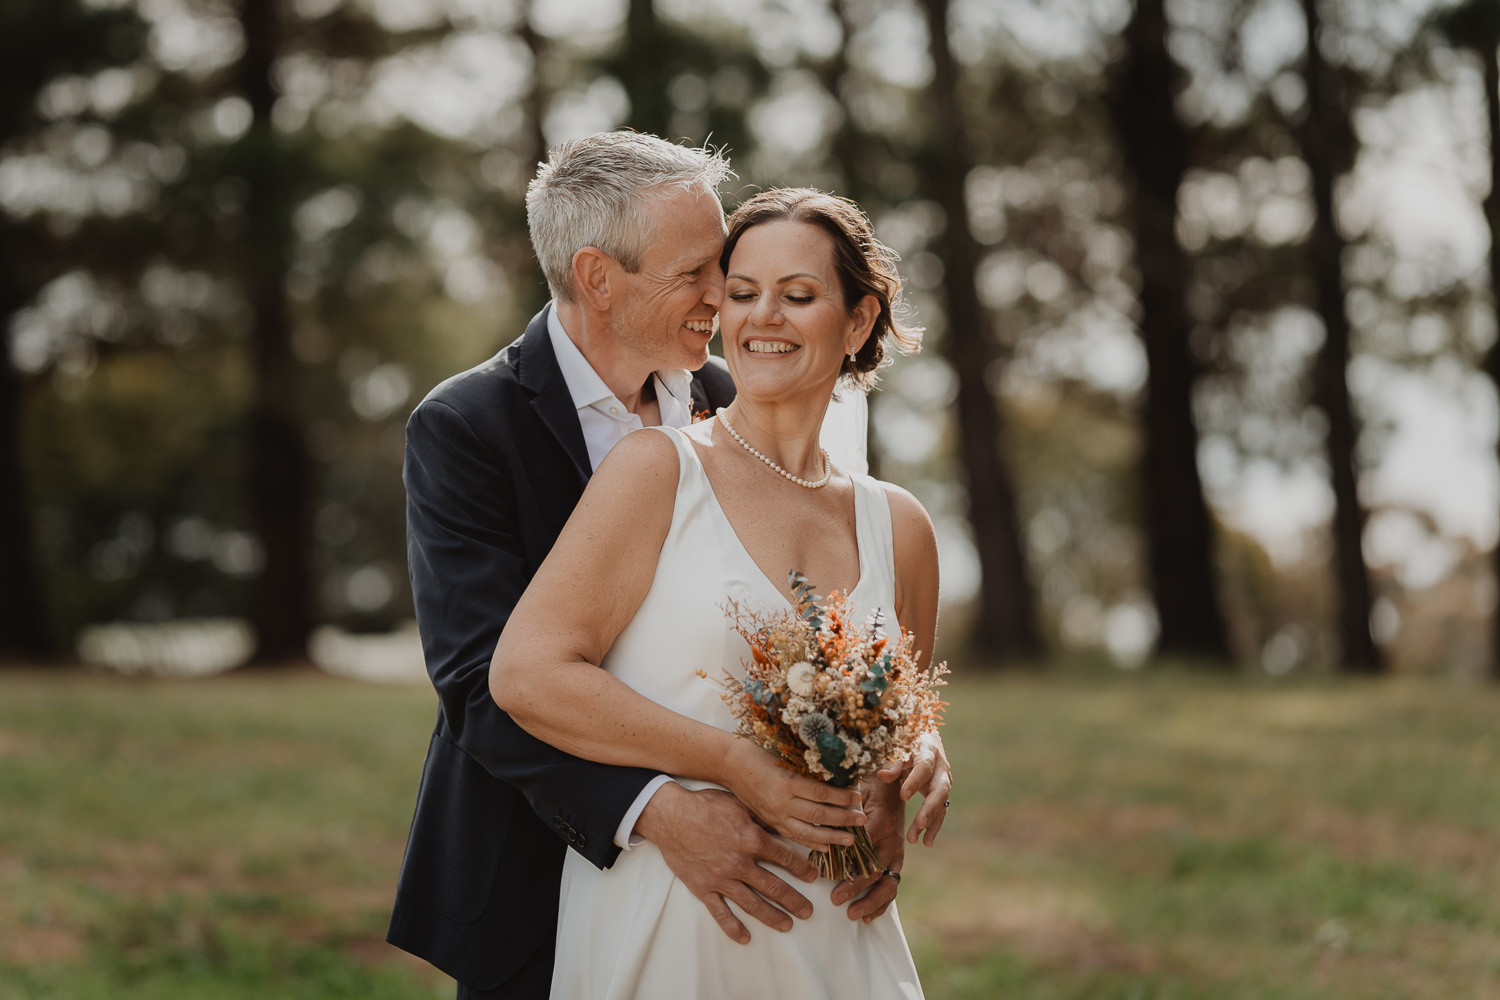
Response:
[635,783,819,945]
[830,776,905,921]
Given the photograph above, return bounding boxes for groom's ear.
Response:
[572,248,614,311]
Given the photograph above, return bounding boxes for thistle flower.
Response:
[797,711,835,747]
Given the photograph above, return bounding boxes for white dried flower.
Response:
[787,660,816,697]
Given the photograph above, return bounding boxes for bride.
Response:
[491,188,950,999]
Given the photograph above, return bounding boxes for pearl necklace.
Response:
[716,409,832,489]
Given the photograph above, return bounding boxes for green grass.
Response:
[2,667,1499,998]
[0,670,443,999]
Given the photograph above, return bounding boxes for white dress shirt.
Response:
[546,307,691,849]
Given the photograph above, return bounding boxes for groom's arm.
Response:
[404,396,654,870]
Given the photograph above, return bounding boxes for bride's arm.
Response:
[882,483,952,847]
[489,429,864,848]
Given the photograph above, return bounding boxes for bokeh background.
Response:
[5,0,1500,997]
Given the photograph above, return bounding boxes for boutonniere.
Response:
[691,404,713,423]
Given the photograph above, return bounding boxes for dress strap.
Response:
[642,424,705,499]
[850,474,896,598]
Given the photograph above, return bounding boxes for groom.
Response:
[388,133,902,999]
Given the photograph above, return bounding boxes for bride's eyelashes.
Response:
[726,290,817,304]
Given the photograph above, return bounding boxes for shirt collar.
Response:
[547,304,694,414]
[547,305,615,410]
[656,366,692,407]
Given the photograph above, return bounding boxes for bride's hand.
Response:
[719,740,866,851]
[875,730,951,846]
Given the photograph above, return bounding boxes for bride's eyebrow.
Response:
[725,272,825,285]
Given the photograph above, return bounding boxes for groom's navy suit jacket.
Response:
[387,305,735,992]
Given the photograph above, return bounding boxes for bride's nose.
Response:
[749,293,781,326]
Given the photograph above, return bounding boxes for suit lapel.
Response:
[514,304,592,484]
[688,376,710,422]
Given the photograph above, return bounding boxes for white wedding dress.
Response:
[548,424,924,999]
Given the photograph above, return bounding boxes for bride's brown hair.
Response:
[721,188,923,390]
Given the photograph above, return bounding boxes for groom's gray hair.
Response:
[526,131,734,303]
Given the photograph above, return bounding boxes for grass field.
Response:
[1,666,1498,999]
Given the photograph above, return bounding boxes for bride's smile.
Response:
[745,338,798,353]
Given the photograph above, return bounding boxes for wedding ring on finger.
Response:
[881,868,901,884]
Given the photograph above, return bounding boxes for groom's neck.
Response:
[554,300,659,417]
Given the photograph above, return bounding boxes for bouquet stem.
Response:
[810,825,883,881]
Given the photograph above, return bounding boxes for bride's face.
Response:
[720,220,875,403]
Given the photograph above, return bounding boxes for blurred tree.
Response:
[918,0,1040,661]
[1297,0,1382,673]
[0,0,149,661]
[234,0,312,663]
[204,0,529,657]
[1107,0,1231,662]
[819,0,871,204]
[600,2,767,160]
[822,0,881,478]
[4,0,542,657]
[0,306,43,660]
[811,0,932,481]
[1435,0,1500,680]
[614,0,671,139]
[518,1,550,174]
[505,0,551,318]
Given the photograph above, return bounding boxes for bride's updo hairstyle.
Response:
[721,188,923,390]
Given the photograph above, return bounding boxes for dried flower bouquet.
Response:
[706,572,948,880]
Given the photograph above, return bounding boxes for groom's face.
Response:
[610,184,726,371]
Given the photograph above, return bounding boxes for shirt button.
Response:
[609,406,620,415]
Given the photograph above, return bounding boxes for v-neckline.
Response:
[683,434,865,611]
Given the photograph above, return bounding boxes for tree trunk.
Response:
[239,0,313,662]
[0,345,53,661]
[515,0,553,317]
[1299,0,1381,673]
[1107,0,1231,661]
[825,0,880,479]
[823,0,871,204]
[520,1,550,173]
[1480,35,1500,681]
[919,0,1040,662]
[620,0,670,138]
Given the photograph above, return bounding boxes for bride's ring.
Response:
[881,868,901,883]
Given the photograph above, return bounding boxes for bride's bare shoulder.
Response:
[879,482,935,536]
[879,481,938,573]
[588,426,682,497]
